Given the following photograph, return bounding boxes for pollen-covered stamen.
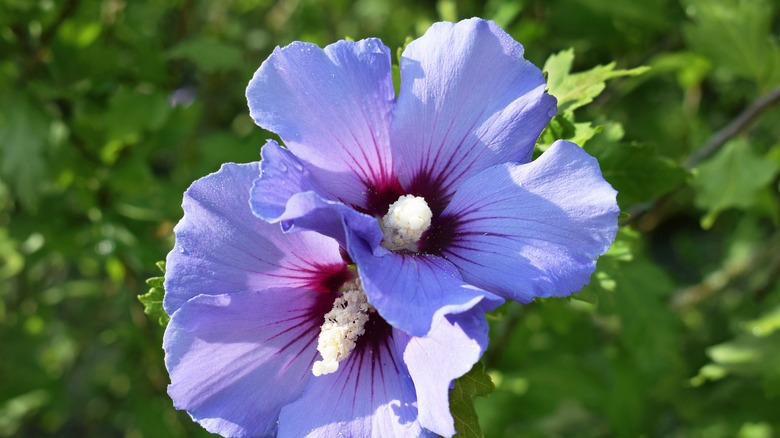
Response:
[312,280,374,377]
[381,194,433,251]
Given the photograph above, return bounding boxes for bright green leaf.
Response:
[450,362,495,438]
[692,138,779,228]
[139,261,169,327]
[743,305,780,337]
[544,48,649,114]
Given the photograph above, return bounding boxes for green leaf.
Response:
[692,138,779,228]
[0,94,48,210]
[537,115,602,151]
[682,0,780,88]
[450,362,495,438]
[544,49,649,114]
[597,142,688,207]
[138,261,169,327]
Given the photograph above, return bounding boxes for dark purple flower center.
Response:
[361,172,459,257]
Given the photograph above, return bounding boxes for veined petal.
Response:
[349,235,503,337]
[249,143,501,337]
[392,18,556,208]
[164,163,347,314]
[277,320,435,438]
[247,38,397,210]
[164,288,335,438]
[440,140,619,302]
[250,141,382,248]
[252,139,330,221]
[396,310,490,437]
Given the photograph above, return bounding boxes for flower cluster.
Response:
[162,18,619,438]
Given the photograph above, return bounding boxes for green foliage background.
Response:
[1,0,779,436]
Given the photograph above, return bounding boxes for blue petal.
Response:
[247,38,397,211]
[395,310,491,437]
[250,141,381,247]
[391,18,557,203]
[350,237,503,337]
[164,288,334,437]
[164,162,346,314]
[440,140,620,302]
[251,139,331,221]
[251,142,502,336]
[277,324,436,438]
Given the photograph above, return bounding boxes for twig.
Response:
[671,233,780,309]
[684,85,780,169]
[622,85,780,226]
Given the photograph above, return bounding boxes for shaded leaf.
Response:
[0,94,48,210]
[598,142,688,207]
[683,0,780,88]
[451,362,495,438]
[692,138,778,228]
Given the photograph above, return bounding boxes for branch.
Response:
[622,85,780,227]
[684,85,780,169]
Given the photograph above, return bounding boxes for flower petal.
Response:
[277,323,435,438]
[250,141,382,248]
[251,139,330,221]
[395,310,490,437]
[250,141,502,337]
[440,140,619,302]
[391,18,557,206]
[164,162,346,314]
[164,288,335,437]
[247,38,397,210]
[350,236,503,337]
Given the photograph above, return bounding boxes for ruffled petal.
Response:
[391,18,557,207]
[251,139,330,220]
[164,162,346,314]
[277,322,435,438]
[250,141,382,247]
[350,236,503,337]
[164,288,335,437]
[250,143,501,336]
[440,140,619,302]
[395,310,490,437]
[247,38,397,210]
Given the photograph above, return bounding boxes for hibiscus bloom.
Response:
[246,18,619,338]
[163,163,499,437]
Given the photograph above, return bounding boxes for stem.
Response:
[684,86,780,169]
[621,85,780,226]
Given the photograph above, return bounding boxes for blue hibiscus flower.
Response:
[163,163,496,437]
[164,18,619,437]
[246,18,620,338]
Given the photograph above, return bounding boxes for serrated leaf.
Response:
[450,362,495,438]
[692,138,778,228]
[139,261,169,327]
[544,48,649,114]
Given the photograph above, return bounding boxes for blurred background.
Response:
[1,0,779,436]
